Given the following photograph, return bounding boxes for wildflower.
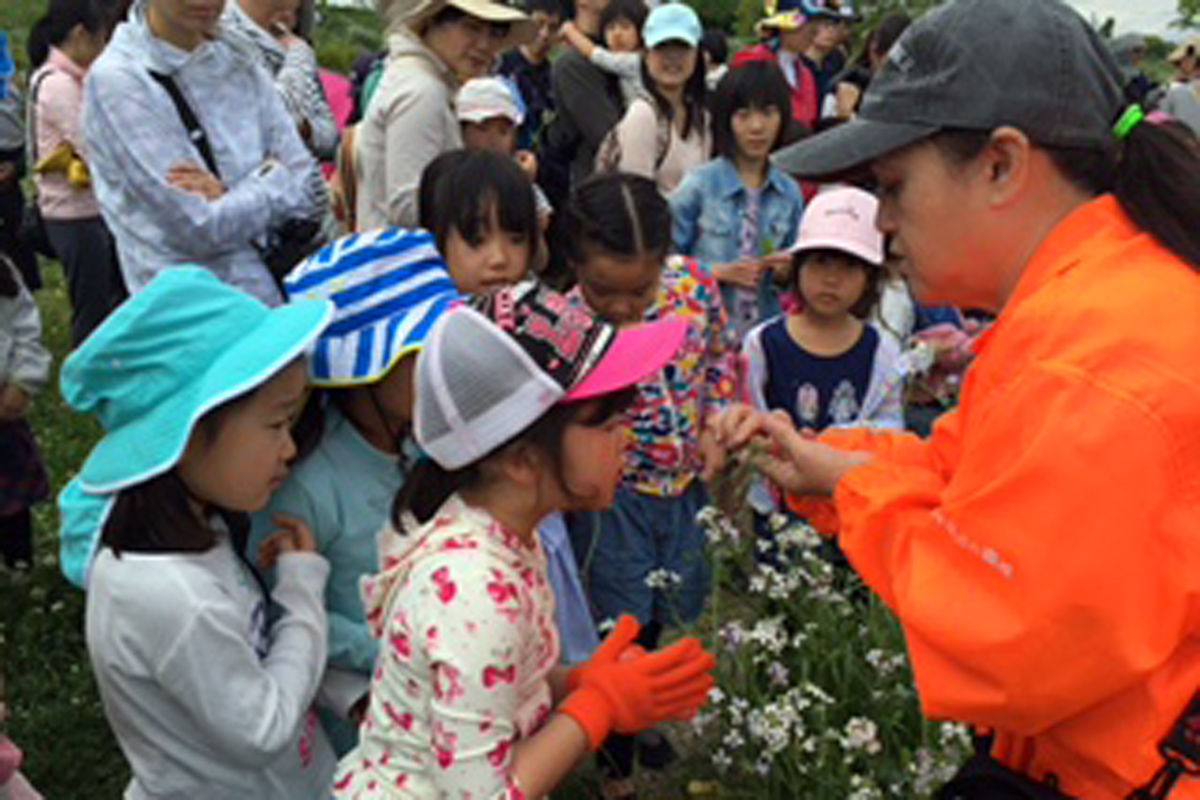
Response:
[842,717,882,755]
[767,660,789,688]
[644,568,683,591]
[711,749,732,773]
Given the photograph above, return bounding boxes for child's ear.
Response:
[495,441,543,487]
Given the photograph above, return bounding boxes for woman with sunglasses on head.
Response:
[718,0,1200,797]
[355,0,535,231]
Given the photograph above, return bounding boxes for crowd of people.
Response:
[1,0,1200,797]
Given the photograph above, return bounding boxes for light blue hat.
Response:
[643,3,702,49]
[58,268,333,587]
[284,228,463,387]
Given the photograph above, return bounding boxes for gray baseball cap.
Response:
[774,0,1126,178]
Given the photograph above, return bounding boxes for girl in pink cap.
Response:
[743,186,905,435]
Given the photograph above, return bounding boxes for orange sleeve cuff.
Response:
[558,687,613,751]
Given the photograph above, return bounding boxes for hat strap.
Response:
[1113,104,1146,141]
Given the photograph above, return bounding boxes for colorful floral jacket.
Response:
[571,256,737,496]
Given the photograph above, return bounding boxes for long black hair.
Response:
[393,388,635,526]
[711,60,794,159]
[641,41,708,141]
[418,149,541,265]
[27,0,110,68]
[564,172,671,267]
[934,117,1200,268]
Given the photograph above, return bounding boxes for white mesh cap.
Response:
[415,305,565,470]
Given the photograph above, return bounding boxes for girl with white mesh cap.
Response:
[333,280,717,798]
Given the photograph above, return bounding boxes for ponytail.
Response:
[935,118,1200,269]
[1109,120,1200,267]
[27,0,109,69]
[391,460,482,527]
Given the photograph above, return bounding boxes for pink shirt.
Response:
[32,48,99,220]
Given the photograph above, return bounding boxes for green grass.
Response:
[1,262,125,798]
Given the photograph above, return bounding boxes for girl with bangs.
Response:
[670,56,804,340]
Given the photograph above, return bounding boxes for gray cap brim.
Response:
[773,117,938,179]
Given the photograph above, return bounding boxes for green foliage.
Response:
[1177,0,1200,29]
[313,6,384,73]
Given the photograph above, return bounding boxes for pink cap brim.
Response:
[787,236,884,266]
[566,317,688,401]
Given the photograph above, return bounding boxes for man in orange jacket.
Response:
[718,1,1200,797]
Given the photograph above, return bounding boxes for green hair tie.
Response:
[1113,104,1146,140]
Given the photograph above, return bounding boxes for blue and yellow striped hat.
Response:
[284,228,463,387]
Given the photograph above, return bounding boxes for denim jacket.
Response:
[670,157,803,330]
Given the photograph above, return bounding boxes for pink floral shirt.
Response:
[333,495,559,799]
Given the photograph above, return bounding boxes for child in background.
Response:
[57,269,337,798]
[743,187,904,432]
[0,255,50,569]
[671,57,803,341]
[496,0,563,150]
[333,280,714,797]
[248,228,462,756]
[560,0,648,107]
[565,173,735,794]
[455,77,554,228]
[418,149,541,292]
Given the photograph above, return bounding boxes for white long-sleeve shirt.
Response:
[86,540,335,799]
[83,4,320,304]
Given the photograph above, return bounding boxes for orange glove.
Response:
[559,616,717,749]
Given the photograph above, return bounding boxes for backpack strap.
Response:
[148,70,221,178]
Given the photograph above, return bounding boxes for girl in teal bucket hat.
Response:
[58,267,338,798]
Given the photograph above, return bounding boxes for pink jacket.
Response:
[32,48,99,220]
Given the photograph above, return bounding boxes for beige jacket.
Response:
[354,30,461,230]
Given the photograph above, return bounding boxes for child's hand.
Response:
[713,260,765,289]
[515,150,538,181]
[699,427,726,482]
[258,514,317,568]
[0,384,31,421]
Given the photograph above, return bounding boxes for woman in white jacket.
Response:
[83,0,321,305]
[354,0,534,230]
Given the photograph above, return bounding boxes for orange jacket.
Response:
[811,196,1200,797]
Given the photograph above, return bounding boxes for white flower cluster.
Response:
[644,567,683,591]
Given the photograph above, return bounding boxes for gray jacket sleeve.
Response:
[276,41,339,161]
[2,261,51,394]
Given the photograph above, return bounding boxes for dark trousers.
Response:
[45,216,126,347]
[0,180,39,291]
[0,508,33,568]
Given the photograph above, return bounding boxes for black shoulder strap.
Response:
[26,67,56,165]
[148,70,221,178]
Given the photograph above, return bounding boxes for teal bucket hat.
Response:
[58,268,333,587]
[283,227,462,387]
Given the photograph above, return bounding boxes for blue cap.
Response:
[57,268,333,587]
[643,3,702,49]
[283,228,462,387]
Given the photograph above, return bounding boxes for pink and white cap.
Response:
[415,280,686,470]
[787,186,884,266]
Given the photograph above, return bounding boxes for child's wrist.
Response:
[558,686,613,750]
